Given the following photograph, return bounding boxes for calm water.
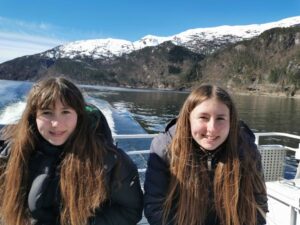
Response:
[84,88,300,151]
[1,80,300,138]
[88,88,300,134]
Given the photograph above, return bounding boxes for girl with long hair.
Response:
[0,77,143,225]
[144,84,268,225]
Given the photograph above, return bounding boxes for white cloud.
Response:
[0,32,63,63]
[0,16,57,35]
[0,17,65,63]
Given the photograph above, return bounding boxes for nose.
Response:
[51,120,59,127]
[51,115,60,127]
[207,119,216,133]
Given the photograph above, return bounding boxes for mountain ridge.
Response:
[41,16,300,60]
[0,17,300,96]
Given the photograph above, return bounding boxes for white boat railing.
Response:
[113,132,300,178]
[113,134,157,139]
[114,132,300,155]
[255,132,300,153]
[114,132,300,145]
[113,134,155,174]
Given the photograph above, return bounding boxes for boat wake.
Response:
[0,79,147,136]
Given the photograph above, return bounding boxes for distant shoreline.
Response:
[231,90,300,99]
[1,78,300,99]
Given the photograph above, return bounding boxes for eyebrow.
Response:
[39,105,72,110]
[216,114,228,117]
[197,112,228,117]
[39,107,51,110]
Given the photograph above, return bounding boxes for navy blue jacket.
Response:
[144,119,268,225]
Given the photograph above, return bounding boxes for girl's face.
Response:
[36,99,78,146]
[189,98,230,151]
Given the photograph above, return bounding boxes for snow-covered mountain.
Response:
[43,16,300,60]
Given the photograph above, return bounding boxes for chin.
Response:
[49,140,65,146]
[203,143,221,151]
[205,147,217,151]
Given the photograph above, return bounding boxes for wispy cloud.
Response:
[0,17,65,63]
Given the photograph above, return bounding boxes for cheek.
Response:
[190,121,205,135]
[69,115,78,131]
[36,118,45,132]
[220,123,230,137]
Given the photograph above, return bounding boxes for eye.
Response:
[217,117,227,121]
[41,110,52,115]
[199,116,208,121]
[62,110,71,114]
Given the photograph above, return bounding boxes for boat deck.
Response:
[116,132,300,225]
[1,131,300,225]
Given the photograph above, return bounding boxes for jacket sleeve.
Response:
[143,133,174,225]
[90,151,143,225]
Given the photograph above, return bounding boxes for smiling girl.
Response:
[144,84,268,225]
[0,77,143,225]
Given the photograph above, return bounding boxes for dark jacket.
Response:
[143,119,268,225]
[0,106,143,225]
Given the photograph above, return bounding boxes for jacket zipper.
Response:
[207,153,212,171]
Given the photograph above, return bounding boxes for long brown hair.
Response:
[0,77,111,225]
[163,84,266,225]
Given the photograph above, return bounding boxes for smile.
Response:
[204,135,218,140]
[49,131,66,136]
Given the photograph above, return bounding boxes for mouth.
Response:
[204,135,218,141]
[49,131,66,137]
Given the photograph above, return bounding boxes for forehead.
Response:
[192,98,229,115]
[38,98,68,109]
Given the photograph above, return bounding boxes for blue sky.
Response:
[0,0,299,63]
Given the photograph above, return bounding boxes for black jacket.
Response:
[0,106,143,225]
[143,119,268,225]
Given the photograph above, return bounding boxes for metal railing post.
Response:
[295,143,300,179]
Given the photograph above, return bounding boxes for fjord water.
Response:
[86,87,300,155]
[89,88,300,179]
[1,80,300,138]
[89,88,300,134]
